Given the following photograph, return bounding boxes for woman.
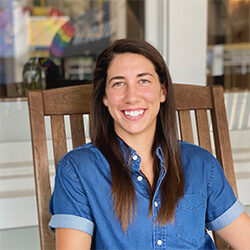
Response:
[49,39,250,249]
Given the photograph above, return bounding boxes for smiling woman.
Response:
[48,39,250,250]
[103,53,166,143]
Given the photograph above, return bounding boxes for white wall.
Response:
[145,0,168,61]
[145,0,208,85]
[167,0,208,85]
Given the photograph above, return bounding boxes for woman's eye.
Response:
[112,82,124,87]
[139,79,150,84]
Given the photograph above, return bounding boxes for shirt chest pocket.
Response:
[175,193,206,245]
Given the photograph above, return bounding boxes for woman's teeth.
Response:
[124,110,144,117]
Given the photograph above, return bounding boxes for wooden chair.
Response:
[28,83,237,250]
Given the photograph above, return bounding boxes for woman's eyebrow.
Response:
[108,73,153,83]
[137,72,153,77]
[108,76,125,83]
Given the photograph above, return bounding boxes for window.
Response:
[207,0,250,91]
[0,0,144,98]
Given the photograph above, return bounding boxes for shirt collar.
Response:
[156,145,164,164]
[117,136,165,172]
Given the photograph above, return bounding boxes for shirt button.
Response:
[132,155,138,161]
[154,202,158,207]
[137,176,143,181]
[157,240,163,246]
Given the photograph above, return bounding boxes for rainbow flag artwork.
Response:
[50,21,75,57]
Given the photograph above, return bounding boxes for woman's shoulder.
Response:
[62,142,98,156]
[179,140,214,161]
[55,143,110,182]
[59,142,106,169]
[179,140,217,177]
[179,141,219,193]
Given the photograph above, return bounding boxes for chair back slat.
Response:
[174,84,213,110]
[51,115,67,169]
[211,87,238,196]
[70,114,86,148]
[178,110,194,144]
[28,91,55,250]
[43,85,92,115]
[195,109,212,153]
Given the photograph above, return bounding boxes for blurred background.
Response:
[0,0,249,249]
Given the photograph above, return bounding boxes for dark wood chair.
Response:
[28,83,237,250]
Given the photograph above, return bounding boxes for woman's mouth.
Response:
[123,109,145,120]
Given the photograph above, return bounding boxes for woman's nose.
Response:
[124,84,140,103]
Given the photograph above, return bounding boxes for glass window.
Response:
[0,0,145,98]
[207,0,250,90]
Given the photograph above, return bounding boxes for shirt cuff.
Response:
[49,214,95,236]
[206,199,244,231]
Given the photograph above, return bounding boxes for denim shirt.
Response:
[49,140,244,249]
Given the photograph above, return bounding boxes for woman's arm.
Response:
[56,228,92,250]
[215,211,250,249]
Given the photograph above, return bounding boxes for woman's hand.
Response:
[215,211,250,249]
[56,228,92,250]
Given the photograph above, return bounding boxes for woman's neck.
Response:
[120,133,154,159]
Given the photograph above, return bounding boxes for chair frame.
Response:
[28,83,237,250]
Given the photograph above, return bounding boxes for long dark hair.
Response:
[89,39,184,232]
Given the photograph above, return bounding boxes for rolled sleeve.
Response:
[49,214,94,236]
[206,199,244,231]
[49,157,94,233]
[206,155,245,230]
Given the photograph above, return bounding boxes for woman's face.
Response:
[103,53,166,141]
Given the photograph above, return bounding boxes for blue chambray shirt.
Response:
[49,140,244,249]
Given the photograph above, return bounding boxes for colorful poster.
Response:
[28,17,69,50]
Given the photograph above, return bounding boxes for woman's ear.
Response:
[103,95,108,107]
[160,85,167,103]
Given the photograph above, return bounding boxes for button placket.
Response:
[154,232,166,249]
[131,153,151,197]
[132,154,138,161]
[137,175,143,182]
[153,201,166,249]
[132,153,145,184]
[157,239,163,246]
